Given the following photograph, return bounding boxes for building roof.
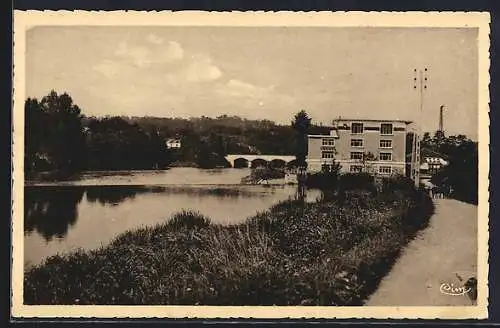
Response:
[308,130,339,138]
[424,157,449,165]
[334,118,413,124]
[406,148,450,164]
[420,147,450,160]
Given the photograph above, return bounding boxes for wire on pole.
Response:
[410,67,429,187]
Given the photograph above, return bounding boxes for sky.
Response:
[26,26,479,139]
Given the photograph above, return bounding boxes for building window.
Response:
[321,151,335,159]
[380,123,393,135]
[321,164,332,172]
[429,164,441,175]
[379,166,392,175]
[350,152,363,160]
[351,123,364,134]
[379,152,392,161]
[380,139,392,148]
[322,138,335,146]
[351,139,363,148]
[350,165,363,173]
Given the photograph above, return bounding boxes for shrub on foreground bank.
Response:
[241,167,286,184]
[24,181,434,305]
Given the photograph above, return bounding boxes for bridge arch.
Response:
[250,158,268,168]
[269,159,286,169]
[286,159,298,169]
[233,158,250,168]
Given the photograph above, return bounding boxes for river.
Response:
[24,168,321,268]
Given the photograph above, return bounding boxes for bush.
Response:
[381,175,415,195]
[338,173,376,194]
[306,171,338,190]
[251,167,285,180]
[242,167,285,184]
[167,210,212,231]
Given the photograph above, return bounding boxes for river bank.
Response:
[24,167,252,187]
[25,166,295,186]
[24,179,434,305]
[25,177,319,267]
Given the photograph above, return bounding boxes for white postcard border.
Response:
[12,10,491,319]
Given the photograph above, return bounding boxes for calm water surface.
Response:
[24,168,321,268]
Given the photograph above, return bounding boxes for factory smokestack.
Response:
[439,105,445,133]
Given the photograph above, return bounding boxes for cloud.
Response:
[211,79,296,121]
[162,53,223,85]
[164,41,184,61]
[90,38,287,119]
[94,38,222,86]
[89,35,296,121]
[219,79,274,98]
[146,33,164,45]
[114,41,152,68]
[110,37,184,69]
[184,54,222,82]
[93,59,122,79]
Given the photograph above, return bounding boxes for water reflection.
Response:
[84,185,272,206]
[24,168,322,267]
[24,187,85,241]
[85,186,150,205]
[24,185,287,242]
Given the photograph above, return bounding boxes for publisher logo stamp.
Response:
[439,282,471,296]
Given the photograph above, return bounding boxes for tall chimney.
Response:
[439,105,445,132]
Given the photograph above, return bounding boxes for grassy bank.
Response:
[24,180,434,305]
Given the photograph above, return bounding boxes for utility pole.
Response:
[410,67,429,187]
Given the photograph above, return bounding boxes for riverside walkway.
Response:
[366,199,478,306]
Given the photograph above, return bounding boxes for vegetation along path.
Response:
[366,199,478,306]
[24,177,434,306]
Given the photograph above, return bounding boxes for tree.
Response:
[359,152,377,174]
[24,91,87,174]
[25,98,46,172]
[431,135,477,204]
[321,161,341,174]
[433,130,446,147]
[208,132,226,157]
[291,110,311,168]
[421,132,432,147]
[85,116,170,170]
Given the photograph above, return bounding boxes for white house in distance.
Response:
[166,138,182,149]
[419,148,449,183]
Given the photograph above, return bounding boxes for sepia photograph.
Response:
[12,11,490,319]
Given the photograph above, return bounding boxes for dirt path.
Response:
[365,199,477,306]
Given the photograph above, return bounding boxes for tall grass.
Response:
[24,179,434,305]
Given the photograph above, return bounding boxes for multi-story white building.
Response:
[307,118,413,176]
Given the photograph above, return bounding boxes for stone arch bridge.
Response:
[225,154,297,168]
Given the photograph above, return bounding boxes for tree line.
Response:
[25,91,170,175]
[25,91,329,177]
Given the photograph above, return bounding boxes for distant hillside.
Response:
[101,115,332,156]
